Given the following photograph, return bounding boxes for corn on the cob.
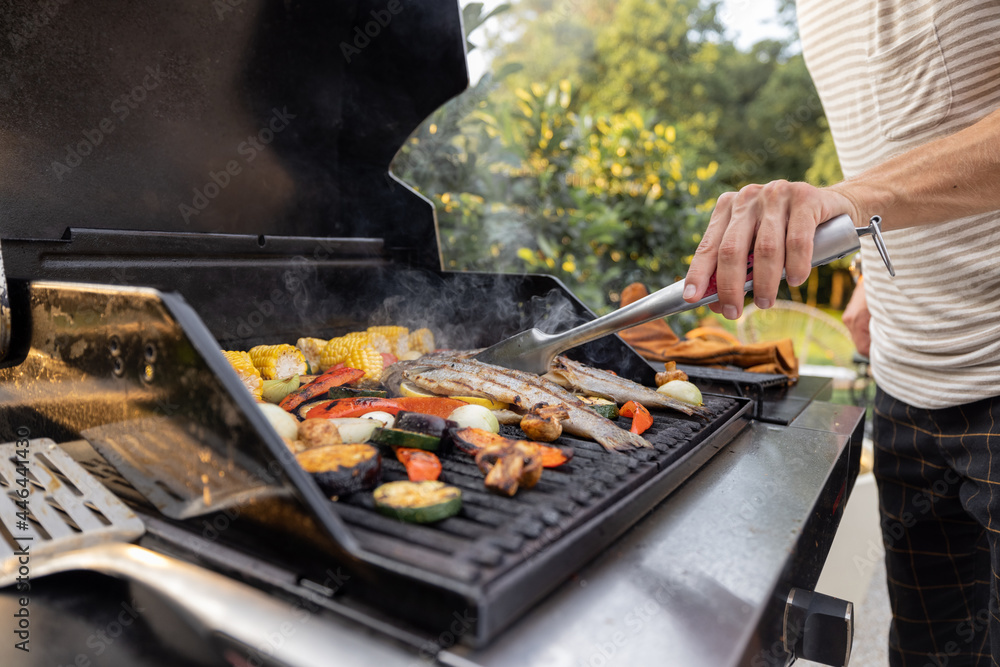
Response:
[364,331,392,356]
[295,337,327,373]
[367,326,410,357]
[408,328,435,355]
[320,332,387,367]
[248,344,307,380]
[345,345,383,381]
[222,350,263,399]
[320,333,362,370]
[320,334,384,380]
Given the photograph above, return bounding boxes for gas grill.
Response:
[0,2,863,666]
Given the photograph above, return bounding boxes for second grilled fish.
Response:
[544,356,709,418]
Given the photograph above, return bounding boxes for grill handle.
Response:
[0,237,10,362]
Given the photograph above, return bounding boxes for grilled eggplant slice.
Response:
[393,411,457,439]
[295,444,381,496]
[294,398,333,421]
[373,480,461,523]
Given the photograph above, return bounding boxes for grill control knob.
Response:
[782,588,853,667]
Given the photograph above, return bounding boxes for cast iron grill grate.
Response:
[332,393,745,585]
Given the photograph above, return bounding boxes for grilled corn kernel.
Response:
[222,350,263,399]
[346,345,383,381]
[363,331,392,356]
[320,335,358,371]
[296,337,327,373]
[367,326,410,357]
[409,328,435,355]
[248,344,308,380]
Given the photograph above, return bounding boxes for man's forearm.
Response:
[830,107,1000,231]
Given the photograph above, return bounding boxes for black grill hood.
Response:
[0,0,467,271]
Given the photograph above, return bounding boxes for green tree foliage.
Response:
[392,0,846,317]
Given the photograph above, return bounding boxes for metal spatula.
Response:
[0,438,145,570]
[0,438,382,667]
[475,214,894,374]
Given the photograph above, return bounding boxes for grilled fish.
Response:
[545,356,709,418]
[383,355,651,451]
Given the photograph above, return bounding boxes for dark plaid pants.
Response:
[873,387,1000,667]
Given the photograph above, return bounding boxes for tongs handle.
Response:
[554,214,890,354]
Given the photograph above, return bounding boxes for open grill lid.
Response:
[0,0,466,271]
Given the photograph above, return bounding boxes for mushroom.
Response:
[475,441,543,496]
[519,402,569,442]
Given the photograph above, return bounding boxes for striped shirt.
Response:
[797,0,1000,409]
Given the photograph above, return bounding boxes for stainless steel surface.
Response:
[0,438,144,570]
[429,401,863,667]
[0,237,10,362]
[16,542,416,667]
[475,215,864,373]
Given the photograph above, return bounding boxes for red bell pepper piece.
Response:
[279,366,364,411]
[619,401,653,435]
[537,443,573,468]
[304,396,470,420]
[394,447,442,481]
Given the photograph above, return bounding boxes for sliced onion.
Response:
[257,403,299,440]
[361,411,396,428]
[448,404,500,434]
[327,418,381,444]
[656,380,703,406]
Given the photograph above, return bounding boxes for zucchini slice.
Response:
[578,396,619,420]
[327,386,389,399]
[373,480,462,523]
[372,427,442,452]
[295,444,382,496]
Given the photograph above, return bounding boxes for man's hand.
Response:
[682,180,859,320]
[842,277,871,357]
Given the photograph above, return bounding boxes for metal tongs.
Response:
[475,214,894,374]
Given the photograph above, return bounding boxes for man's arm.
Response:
[682,107,1000,319]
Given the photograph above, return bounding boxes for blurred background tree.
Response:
[392,0,852,328]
